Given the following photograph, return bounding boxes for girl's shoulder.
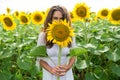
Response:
[39,31,46,36]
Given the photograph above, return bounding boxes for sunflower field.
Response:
[0,2,120,80]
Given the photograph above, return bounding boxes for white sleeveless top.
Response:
[36,32,76,80]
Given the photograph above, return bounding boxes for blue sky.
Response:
[0,0,120,14]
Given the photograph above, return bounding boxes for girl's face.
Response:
[52,10,63,21]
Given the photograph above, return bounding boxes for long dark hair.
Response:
[43,5,72,48]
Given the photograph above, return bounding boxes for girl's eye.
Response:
[60,17,64,20]
[53,17,64,20]
[53,17,58,20]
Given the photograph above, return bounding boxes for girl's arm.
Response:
[40,60,52,73]
[67,56,76,70]
[40,60,65,76]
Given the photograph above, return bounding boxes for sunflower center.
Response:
[112,9,120,21]
[52,24,70,42]
[3,17,13,27]
[20,16,28,23]
[15,11,19,16]
[7,8,10,13]
[34,14,42,22]
[76,6,87,17]
[70,12,74,18]
[101,10,108,16]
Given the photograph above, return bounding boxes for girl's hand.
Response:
[59,65,70,72]
[50,65,66,76]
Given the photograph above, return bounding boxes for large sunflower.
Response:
[1,15,16,31]
[72,2,90,21]
[31,11,44,25]
[109,7,120,25]
[18,12,30,25]
[47,20,74,47]
[97,8,110,19]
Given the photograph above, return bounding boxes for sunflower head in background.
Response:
[18,12,30,25]
[1,15,16,31]
[97,8,110,19]
[109,7,120,25]
[47,20,75,47]
[72,2,90,21]
[31,11,45,25]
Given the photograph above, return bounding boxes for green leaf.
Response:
[29,65,39,77]
[0,73,9,80]
[75,60,90,70]
[106,49,120,62]
[93,46,109,55]
[94,67,108,80]
[84,43,96,49]
[0,48,15,59]
[97,46,109,53]
[85,72,97,80]
[17,57,33,71]
[69,47,87,56]
[29,46,48,57]
[0,71,12,80]
[110,63,120,77]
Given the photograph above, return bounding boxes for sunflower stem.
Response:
[57,46,62,80]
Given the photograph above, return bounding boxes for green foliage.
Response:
[0,23,42,80]
[72,19,120,80]
[69,47,87,56]
[106,49,120,62]
[110,63,120,77]
[29,46,48,57]
[0,15,120,80]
